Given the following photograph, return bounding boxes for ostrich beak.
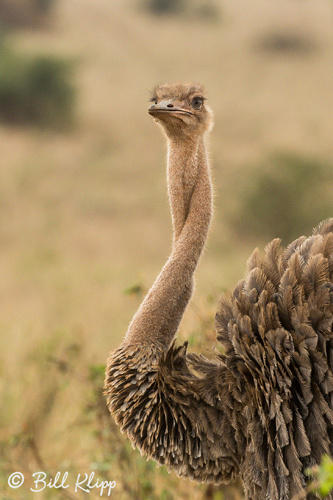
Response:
[149,100,193,116]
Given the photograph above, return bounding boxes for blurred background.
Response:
[0,0,332,498]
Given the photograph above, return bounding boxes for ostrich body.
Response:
[105,83,333,499]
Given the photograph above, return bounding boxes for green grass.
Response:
[306,455,333,498]
[0,326,243,499]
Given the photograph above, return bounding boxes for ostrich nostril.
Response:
[167,103,174,108]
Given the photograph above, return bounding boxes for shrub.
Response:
[145,0,185,15]
[34,0,56,13]
[0,43,75,128]
[253,31,317,56]
[232,153,333,244]
[142,0,221,21]
[0,0,56,30]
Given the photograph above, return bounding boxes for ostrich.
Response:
[105,82,333,499]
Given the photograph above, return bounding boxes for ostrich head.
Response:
[148,82,213,140]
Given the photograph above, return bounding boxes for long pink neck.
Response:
[125,135,212,349]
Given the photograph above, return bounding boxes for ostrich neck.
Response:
[125,135,212,349]
[167,137,206,244]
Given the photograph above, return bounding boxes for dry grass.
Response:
[1,0,333,498]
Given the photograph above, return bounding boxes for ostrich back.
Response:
[213,218,333,498]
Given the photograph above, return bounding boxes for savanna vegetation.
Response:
[0,41,75,127]
[0,0,332,498]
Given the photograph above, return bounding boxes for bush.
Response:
[232,153,333,244]
[142,0,221,21]
[0,43,75,128]
[35,0,56,13]
[0,0,56,30]
[145,0,185,15]
[253,31,317,56]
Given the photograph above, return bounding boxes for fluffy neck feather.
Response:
[125,134,212,349]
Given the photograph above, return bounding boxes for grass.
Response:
[0,325,243,500]
[0,0,333,498]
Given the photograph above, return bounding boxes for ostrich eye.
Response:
[190,97,203,110]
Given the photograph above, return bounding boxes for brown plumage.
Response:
[105,83,333,499]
